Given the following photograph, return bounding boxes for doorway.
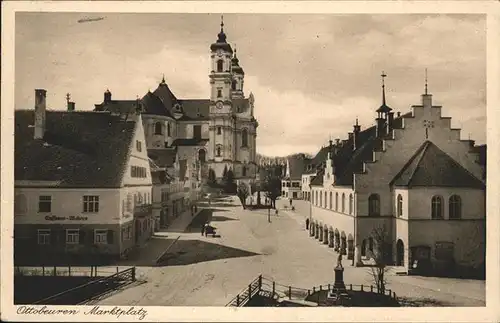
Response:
[396,239,405,266]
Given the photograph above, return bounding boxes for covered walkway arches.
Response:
[334,229,340,252]
[347,233,354,260]
[323,225,329,245]
[340,231,347,255]
[328,226,334,248]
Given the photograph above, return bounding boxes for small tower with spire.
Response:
[231,45,245,99]
[375,72,392,137]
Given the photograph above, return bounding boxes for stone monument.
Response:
[326,254,349,305]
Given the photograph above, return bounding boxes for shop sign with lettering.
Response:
[44,215,88,221]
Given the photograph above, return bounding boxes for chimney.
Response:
[34,89,47,140]
[67,101,75,112]
[104,89,112,103]
[353,119,361,151]
[387,111,394,134]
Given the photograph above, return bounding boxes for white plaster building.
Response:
[14,89,154,263]
[308,76,486,277]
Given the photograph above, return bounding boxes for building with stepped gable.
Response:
[308,74,486,276]
[94,17,258,194]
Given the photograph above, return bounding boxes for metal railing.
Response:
[225,275,263,307]
[30,267,136,305]
[226,275,398,307]
[14,266,121,277]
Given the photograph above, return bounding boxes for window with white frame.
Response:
[449,195,462,219]
[431,195,443,219]
[368,194,380,216]
[83,196,99,213]
[38,195,52,213]
[349,194,353,215]
[127,193,133,212]
[341,193,345,213]
[94,229,108,244]
[397,194,403,217]
[37,229,51,245]
[335,193,339,211]
[66,229,80,244]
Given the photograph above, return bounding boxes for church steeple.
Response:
[377,71,392,114]
[210,14,233,54]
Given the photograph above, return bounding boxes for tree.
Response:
[237,183,250,209]
[366,224,392,294]
[224,169,236,193]
[263,172,281,209]
[208,168,216,184]
[222,165,228,181]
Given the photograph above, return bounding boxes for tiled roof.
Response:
[147,148,177,168]
[308,112,412,187]
[141,91,173,117]
[177,99,210,120]
[171,138,209,147]
[286,155,308,180]
[15,110,136,188]
[310,168,325,186]
[94,100,140,115]
[391,141,485,189]
[153,82,179,114]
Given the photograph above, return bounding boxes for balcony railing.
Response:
[134,204,152,218]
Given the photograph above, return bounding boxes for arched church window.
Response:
[167,123,171,137]
[216,145,222,157]
[349,194,353,215]
[242,166,247,177]
[217,60,224,72]
[232,80,237,91]
[154,122,163,135]
[242,129,248,147]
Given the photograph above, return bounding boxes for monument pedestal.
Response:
[327,265,348,304]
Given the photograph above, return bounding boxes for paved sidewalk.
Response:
[155,206,204,235]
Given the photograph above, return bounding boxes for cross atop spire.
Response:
[355,117,359,126]
[220,14,224,32]
[161,74,166,84]
[66,93,71,103]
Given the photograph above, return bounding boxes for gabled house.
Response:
[14,89,153,263]
[308,77,486,276]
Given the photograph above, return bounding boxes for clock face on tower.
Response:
[216,101,224,109]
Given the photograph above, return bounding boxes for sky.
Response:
[15,13,486,157]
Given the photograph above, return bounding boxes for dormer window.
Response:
[174,104,181,112]
[217,89,222,98]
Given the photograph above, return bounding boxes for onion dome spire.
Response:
[210,14,233,54]
[217,15,227,43]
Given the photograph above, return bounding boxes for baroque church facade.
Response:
[95,18,258,187]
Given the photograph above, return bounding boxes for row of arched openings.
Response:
[313,190,354,215]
